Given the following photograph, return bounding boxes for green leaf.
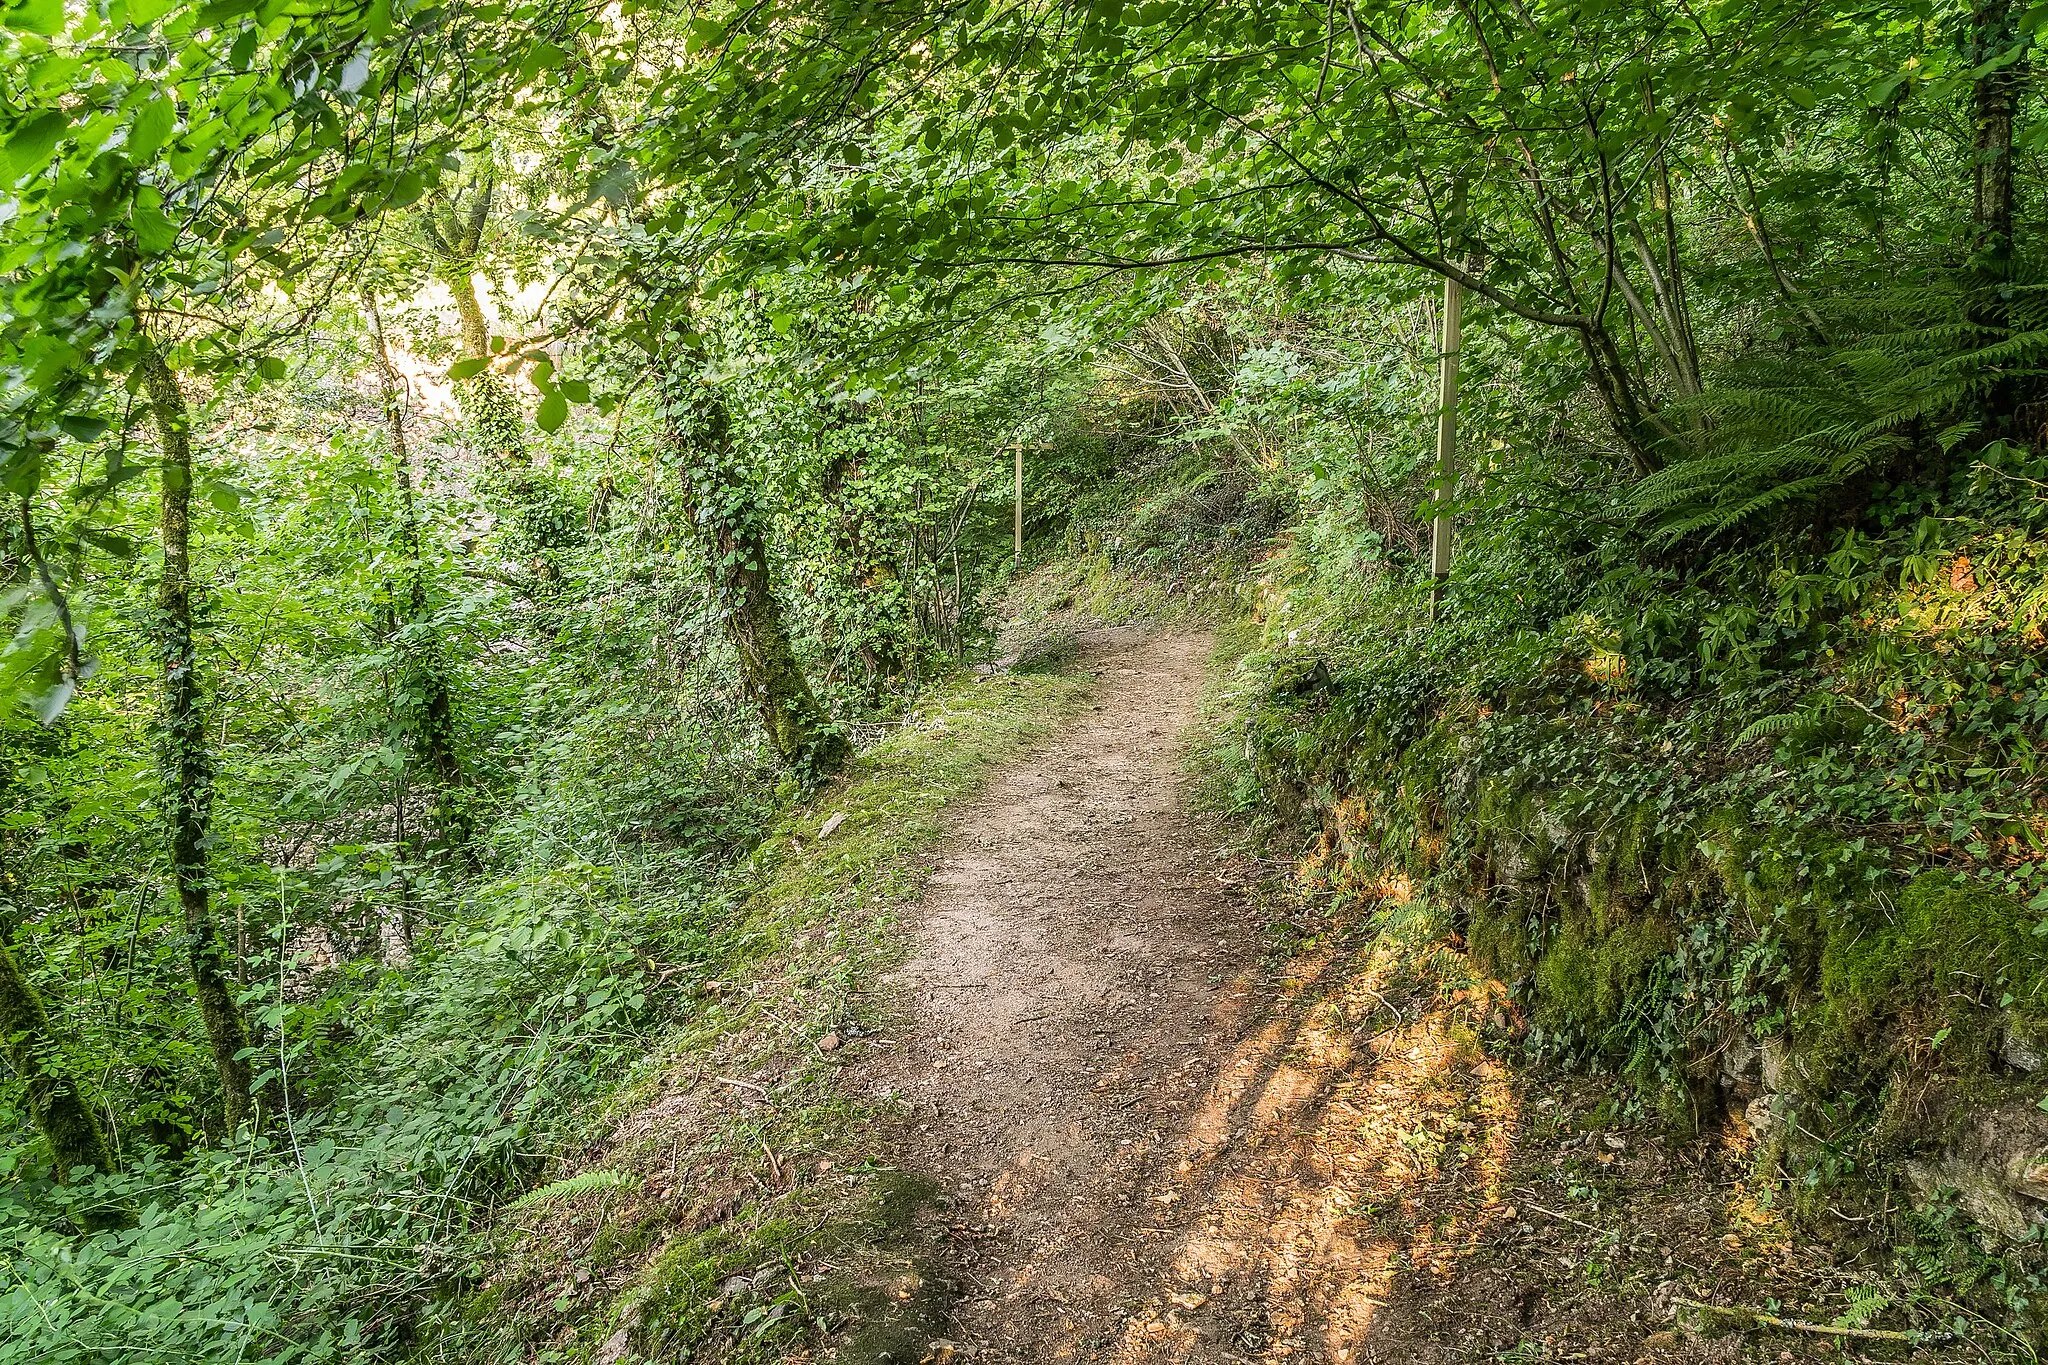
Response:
[132,203,178,253]
[448,357,490,381]
[204,482,244,512]
[257,356,288,380]
[3,0,65,36]
[535,391,568,433]
[4,111,66,181]
[76,529,137,557]
[128,96,176,164]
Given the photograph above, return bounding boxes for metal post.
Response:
[1428,269,1463,620]
[1013,441,1024,562]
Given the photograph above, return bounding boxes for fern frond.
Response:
[1735,713,1802,746]
[504,1169,639,1212]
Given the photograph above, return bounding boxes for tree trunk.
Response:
[140,344,257,1137]
[1971,0,2023,268]
[444,272,530,470]
[364,294,470,855]
[662,362,849,781]
[421,181,529,470]
[0,937,115,1191]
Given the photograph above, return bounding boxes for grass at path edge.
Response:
[427,663,1094,1364]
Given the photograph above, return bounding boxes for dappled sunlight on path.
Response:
[1086,931,1522,1364]
[858,628,1530,1364]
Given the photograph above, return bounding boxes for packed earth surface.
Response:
[846,631,1934,1365]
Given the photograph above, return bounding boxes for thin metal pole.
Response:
[1013,442,1024,562]
[1428,269,1463,619]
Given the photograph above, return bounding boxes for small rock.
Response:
[818,1032,842,1052]
[819,812,847,840]
[2004,1016,2047,1072]
[1168,1291,1208,1309]
[1720,1034,1760,1088]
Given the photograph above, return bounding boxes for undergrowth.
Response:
[3,667,1087,1365]
[1190,436,2048,1350]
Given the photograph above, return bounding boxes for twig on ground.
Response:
[1517,1198,1615,1237]
[1673,1298,1953,1346]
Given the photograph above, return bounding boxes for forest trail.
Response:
[850,631,1529,1365]
[849,632,1829,1365]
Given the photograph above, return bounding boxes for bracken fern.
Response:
[1635,269,2048,541]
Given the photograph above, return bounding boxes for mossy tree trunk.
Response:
[141,343,258,1137]
[1971,0,2023,269]
[420,181,528,470]
[0,937,115,1190]
[661,358,848,782]
[364,293,470,860]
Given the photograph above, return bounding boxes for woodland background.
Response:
[4,0,2048,1359]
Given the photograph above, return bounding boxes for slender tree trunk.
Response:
[662,360,848,781]
[365,295,470,854]
[1969,0,2028,430]
[1971,0,2023,269]
[0,938,115,1189]
[140,344,256,1137]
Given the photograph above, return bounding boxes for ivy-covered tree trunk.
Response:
[662,362,848,781]
[0,937,114,1190]
[1970,0,2023,268]
[141,344,256,1136]
[420,181,528,470]
[365,293,470,858]
[820,427,907,701]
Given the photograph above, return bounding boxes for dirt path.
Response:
[852,630,1857,1365]
[851,629,1271,1357]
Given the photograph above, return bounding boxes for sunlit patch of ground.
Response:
[1080,919,1520,1363]
[963,895,1925,1365]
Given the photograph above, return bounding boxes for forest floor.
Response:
[842,629,1947,1365]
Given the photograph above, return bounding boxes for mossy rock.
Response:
[1817,870,2048,1061]
[1533,912,1676,1035]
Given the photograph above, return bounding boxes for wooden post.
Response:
[1013,441,1024,562]
[1428,269,1464,619]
